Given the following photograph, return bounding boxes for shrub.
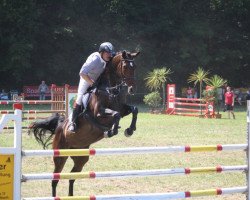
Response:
[143,91,162,111]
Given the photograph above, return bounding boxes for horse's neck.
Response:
[109,59,121,87]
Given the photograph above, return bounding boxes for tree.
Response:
[188,67,210,114]
[204,75,227,114]
[188,67,210,99]
[144,67,172,109]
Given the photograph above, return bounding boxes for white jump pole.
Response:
[0,108,22,200]
[247,100,250,200]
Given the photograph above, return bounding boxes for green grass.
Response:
[0,105,249,199]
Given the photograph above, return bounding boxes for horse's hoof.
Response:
[104,131,110,138]
[124,128,133,137]
[104,130,118,138]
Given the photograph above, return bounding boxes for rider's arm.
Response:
[79,53,103,86]
[80,74,94,86]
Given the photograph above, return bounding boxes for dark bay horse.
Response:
[29,50,140,197]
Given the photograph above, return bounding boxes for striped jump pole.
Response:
[174,108,204,112]
[174,102,206,107]
[22,165,247,181]
[0,100,65,105]
[22,144,247,157]
[175,97,203,102]
[247,100,250,200]
[3,126,29,129]
[0,110,65,114]
[21,186,247,200]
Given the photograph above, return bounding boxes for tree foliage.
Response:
[188,67,210,98]
[0,0,250,91]
[145,67,172,91]
[203,74,227,114]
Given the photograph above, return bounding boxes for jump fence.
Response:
[166,84,214,117]
[0,101,250,199]
[0,84,73,129]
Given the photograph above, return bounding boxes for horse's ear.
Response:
[131,52,140,58]
[122,50,127,58]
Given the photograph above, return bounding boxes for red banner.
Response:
[23,86,50,97]
[23,86,78,97]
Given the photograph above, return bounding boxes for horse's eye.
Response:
[129,62,134,68]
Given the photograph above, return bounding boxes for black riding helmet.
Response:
[99,42,115,56]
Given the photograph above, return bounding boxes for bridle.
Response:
[119,58,136,82]
[105,55,136,97]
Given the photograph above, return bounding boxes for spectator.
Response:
[0,89,8,100]
[186,86,193,99]
[235,89,243,105]
[224,86,235,119]
[246,90,250,101]
[193,88,198,99]
[38,80,49,100]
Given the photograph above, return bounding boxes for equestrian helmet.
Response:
[99,42,114,54]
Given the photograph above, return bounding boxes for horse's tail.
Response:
[28,113,65,149]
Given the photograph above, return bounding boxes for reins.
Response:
[105,81,126,98]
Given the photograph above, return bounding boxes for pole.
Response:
[65,84,69,117]
[14,109,22,200]
[247,100,250,200]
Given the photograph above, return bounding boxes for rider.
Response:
[68,42,115,133]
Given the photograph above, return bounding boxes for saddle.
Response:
[76,86,117,132]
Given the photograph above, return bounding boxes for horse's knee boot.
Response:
[132,106,138,115]
[113,112,121,122]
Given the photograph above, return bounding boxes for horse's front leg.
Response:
[69,156,89,196]
[52,156,68,197]
[98,108,121,138]
[120,104,138,137]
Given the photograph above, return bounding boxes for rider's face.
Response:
[101,51,112,62]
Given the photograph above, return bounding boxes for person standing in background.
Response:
[224,86,235,119]
[246,89,250,101]
[186,86,193,99]
[38,80,49,100]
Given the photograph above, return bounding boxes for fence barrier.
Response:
[0,101,249,199]
[166,84,214,117]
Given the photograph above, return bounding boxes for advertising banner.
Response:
[0,154,14,200]
[68,93,77,116]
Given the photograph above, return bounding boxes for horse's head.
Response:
[111,50,140,95]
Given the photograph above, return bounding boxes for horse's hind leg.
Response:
[52,156,68,197]
[69,156,90,196]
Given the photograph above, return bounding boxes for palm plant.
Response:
[205,75,227,114]
[188,67,210,98]
[188,67,210,114]
[145,67,172,109]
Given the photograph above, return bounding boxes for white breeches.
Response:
[76,79,91,105]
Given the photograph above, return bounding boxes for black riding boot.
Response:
[68,104,82,133]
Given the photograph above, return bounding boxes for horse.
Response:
[29,50,140,197]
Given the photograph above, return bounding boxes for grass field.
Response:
[0,104,249,199]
